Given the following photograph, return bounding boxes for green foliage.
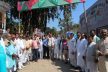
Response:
[45,27,58,36]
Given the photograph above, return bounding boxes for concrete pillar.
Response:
[0,1,10,32]
[3,13,6,32]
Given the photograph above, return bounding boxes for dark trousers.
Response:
[49,48,54,60]
[43,45,49,58]
[32,49,39,61]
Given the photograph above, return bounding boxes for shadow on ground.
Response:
[52,60,79,72]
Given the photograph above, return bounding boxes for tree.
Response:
[45,27,58,36]
[72,24,80,33]
[2,0,77,35]
[59,4,77,35]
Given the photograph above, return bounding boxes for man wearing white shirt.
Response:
[77,33,88,71]
[54,36,59,59]
[48,33,55,60]
[76,32,82,69]
[90,30,100,43]
[14,34,24,69]
[68,33,77,68]
[85,35,98,72]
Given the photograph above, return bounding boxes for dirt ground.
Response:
[18,59,79,72]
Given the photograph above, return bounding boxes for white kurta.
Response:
[77,38,88,70]
[86,42,98,72]
[76,39,81,66]
[14,38,24,69]
[22,39,27,63]
[14,38,22,58]
[54,38,59,59]
[48,37,55,47]
[20,39,25,63]
[68,38,76,66]
[93,35,100,43]
[39,39,43,59]
[59,39,63,60]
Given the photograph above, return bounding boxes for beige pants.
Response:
[98,56,108,72]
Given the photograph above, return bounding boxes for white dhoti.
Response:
[86,42,98,72]
[86,62,98,72]
[54,47,59,59]
[69,52,77,67]
[77,53,85,68]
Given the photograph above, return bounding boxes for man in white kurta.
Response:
[85,36,98,72]
[14,35,24,69]
[54,37,59,59]
[39,37,43,59]
[48,34,55,60]
[76,32,82,67]
[96,29,108,72]
[68,33,77,67]
[77,34,88,71]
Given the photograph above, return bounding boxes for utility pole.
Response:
[19,12,20,34]
[83,2,88,34]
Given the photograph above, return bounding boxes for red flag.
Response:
[25,0,38,10]
[65,0,73,3]
[17,2,22,11]
[30,0,38,5]
[80,0,85,2]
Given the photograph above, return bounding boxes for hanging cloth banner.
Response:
[25,0,38,10]
[49,0,58,5]
[80,0,85,2]
[65,0,73,3]
[17,1,22,11]
[17,0,86,11]
[38,0,46,7]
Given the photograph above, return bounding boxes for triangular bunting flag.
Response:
[80,0,85,2]
[25,0,38,10]
[38,0,46,7]
[17,1,22,11]
[49,0,58,5]
[65,0,73,3]
[17,0,86,11]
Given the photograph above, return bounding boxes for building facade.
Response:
[0,1,10,32]
[80,0,108,33]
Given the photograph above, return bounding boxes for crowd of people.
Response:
[0,28,108,72]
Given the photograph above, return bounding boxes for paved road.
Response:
[19,59,79,72]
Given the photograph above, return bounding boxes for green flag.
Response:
[49,0,58,5]
[38,0,46,7]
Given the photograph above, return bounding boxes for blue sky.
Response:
[47,0,97,30]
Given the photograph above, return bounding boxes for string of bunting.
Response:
[17,0,85,11]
